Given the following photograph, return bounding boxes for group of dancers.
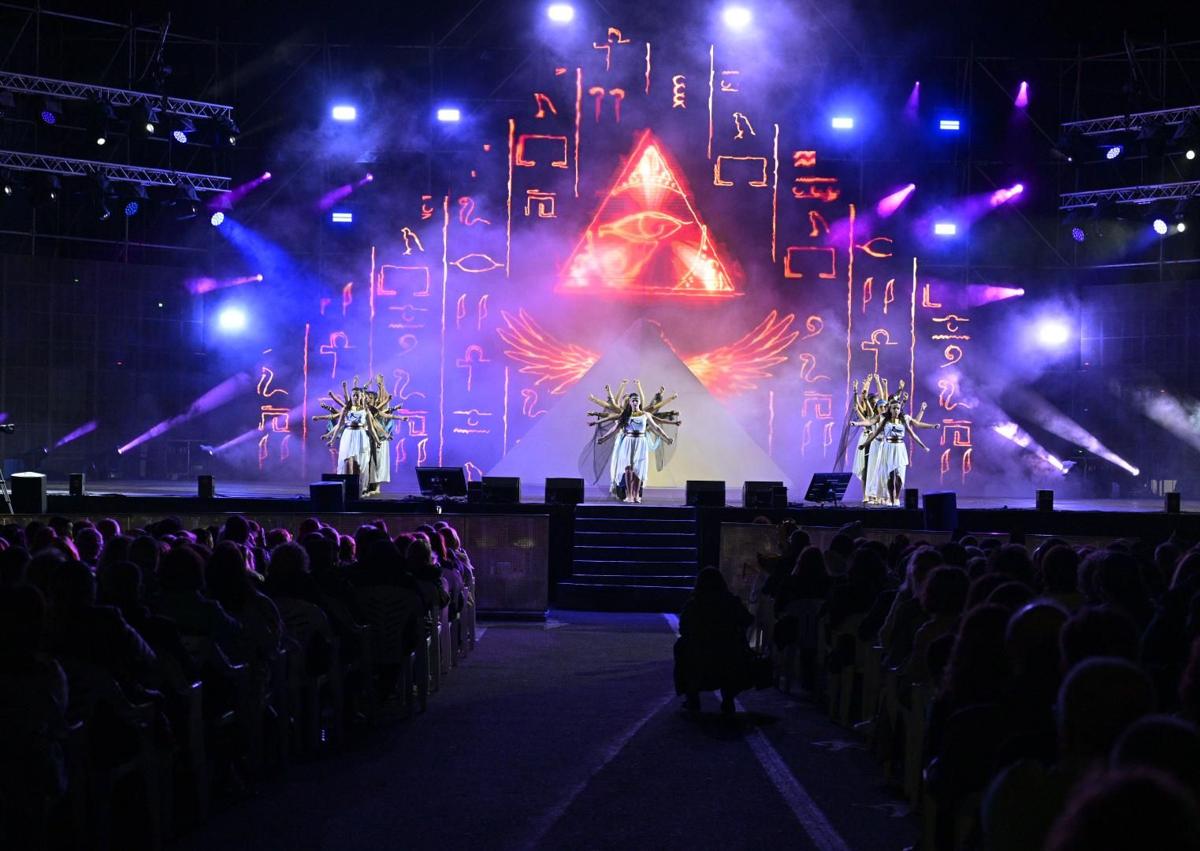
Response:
[314,375,405,497]
[586,379,681,503]
[851,373,940,506]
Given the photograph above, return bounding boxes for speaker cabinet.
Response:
[923,491,958,531]
[742,480,785,509]
[466,480,483,504]
[309,482,345,512]
[197,475,215,500]
[545,477,584,505]
[686,480,725,507]
[482,476,521,504]
[1166,491,1181,514]
[69,473,86,497]
[904,488,920,510]
[12,472,47,514]
[1036,489,1054,511]
[322,472,361,501]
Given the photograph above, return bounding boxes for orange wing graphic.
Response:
[497,310,599,394]
[685,311,800,397]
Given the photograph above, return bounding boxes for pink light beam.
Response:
[210,171,273,211]
[186,273,265,295]
[54,420,98,448]
[877,183,916,218]
[117,373,252,454]
[1015,81,1029,108]
[905,81,920,118]
[318,173,375,211]
[990,183,1025,206]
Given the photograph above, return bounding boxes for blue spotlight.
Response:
[436,106,462,123]
[210,211,225,227]
[123,201,139,217]
[1152,218,1169,235]
[722,5,753,30]
[546,3,575,22]
[938,118,961,131]
[934,222,958,236]
[331,210,353,223]
[1105,144,1123,160]
[331,104,357,122]
[830,116,854,130]
[1071,226,1086,243]
[216,306,248,334]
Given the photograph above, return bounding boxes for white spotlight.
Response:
[722,5,753,30]
[1034,317,1072,348]
[546,3,575,23]
[831,116,855,130]
[331,105,357,122]
[217,306,248,333]
[436,107,462,123]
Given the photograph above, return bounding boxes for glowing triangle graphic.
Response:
[559,130,740,299]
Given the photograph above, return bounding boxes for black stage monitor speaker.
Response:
[482,476,521,504]
[12,472,47,514]
[416,466,468,497]
[69,473,85,497]
[686,480,725,507]
[466,480,483,503]
[743,480,785,509]
[545,477,584,505]
[1036,489,1054,511]
[197,474,215,500]
[1166,491,1182,514]
[923,491,958,531]
[309,482,345,512]
[904,488,920,510]
[803,472,852,505]
[322,472,361,501]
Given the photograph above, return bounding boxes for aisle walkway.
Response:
[174,611,917,851]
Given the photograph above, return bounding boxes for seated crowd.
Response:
[0,513,476,848]
[753,519,1200,851]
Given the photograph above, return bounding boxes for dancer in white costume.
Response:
[860,398,937,506]
[335,389,373,489]
[586,379,681,503]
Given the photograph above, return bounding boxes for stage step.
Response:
[559,503,700,612]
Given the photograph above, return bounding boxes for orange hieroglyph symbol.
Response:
[559,129,739,298]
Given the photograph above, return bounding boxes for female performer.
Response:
[860,398,939,506]
[587,380,680,503]
[314,382,375,494]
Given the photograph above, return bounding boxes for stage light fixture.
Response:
[87,98,116,146]
[0,90,15,118]
[1188,150,1197,160]
[216,305,248,333]
[1152,217,1169,235]
[938,118,961,131]
[1178,221,1188,233]
[722,5,753,30]
[830,116,854,130]
[170,183,200,219]
[216,115,240,146]
[331,104,357,122]
[1015,81,1029,108]
[1071,226,1086,243]
[331,210,353,223]
[39,96,62,125]
[170,115,196,144]
[546,2,575,22]
[436,106,462,123]
[933,222,958,236]
[1105,144,1123,160]
[131,103,158,135]
[210,211,225,226]
[36,174,61,205]
[1034,317,1072,348]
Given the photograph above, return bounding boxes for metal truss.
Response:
[1061,106,1200,136]
[0,149,230,192]
[1059,180,1200,209]
[0,71,234,121]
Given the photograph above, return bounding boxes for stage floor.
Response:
[32,477,1195,514]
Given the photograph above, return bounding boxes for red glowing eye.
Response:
[598,211,689,243]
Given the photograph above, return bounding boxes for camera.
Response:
[0,423,14,434]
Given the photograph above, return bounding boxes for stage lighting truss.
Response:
[1058,180,1200,211]
[0,149,231,194]
[0,71,235,123]
[1061,105,1200,138]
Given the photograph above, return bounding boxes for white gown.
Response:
[873,420,910,495]
[609,413,658,495]
[370,422,391,486]
[337,409,372,484]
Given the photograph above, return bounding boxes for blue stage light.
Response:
[210,211,225,227]
[123,201,139,217]
[1153,218,1169,235]
[934,222,958,236]
[331,105,357,122]
[331,210,353,223]
[939,118,961,131]
[1071,226,1086,243]
[216,306,248,334]
[831,116,854,130]
[1105,144,1123,160]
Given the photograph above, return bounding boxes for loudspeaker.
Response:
[545,477,584,505]
[1166,491,1182,514]
[482,476,521,504]
[12,472,47,514]
[686,480,725,507]
[742,480,785,509]
[197,474,215,500]
[904,488,920,510]
[69,473,86,497]
[1036,489,1054,511]
[466,480,483,503]
[309,482,345,512]
[322,472,361,501]
[923,491,958,531]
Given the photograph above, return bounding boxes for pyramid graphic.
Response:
[489,319,790,489]
[559,130,740,299]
